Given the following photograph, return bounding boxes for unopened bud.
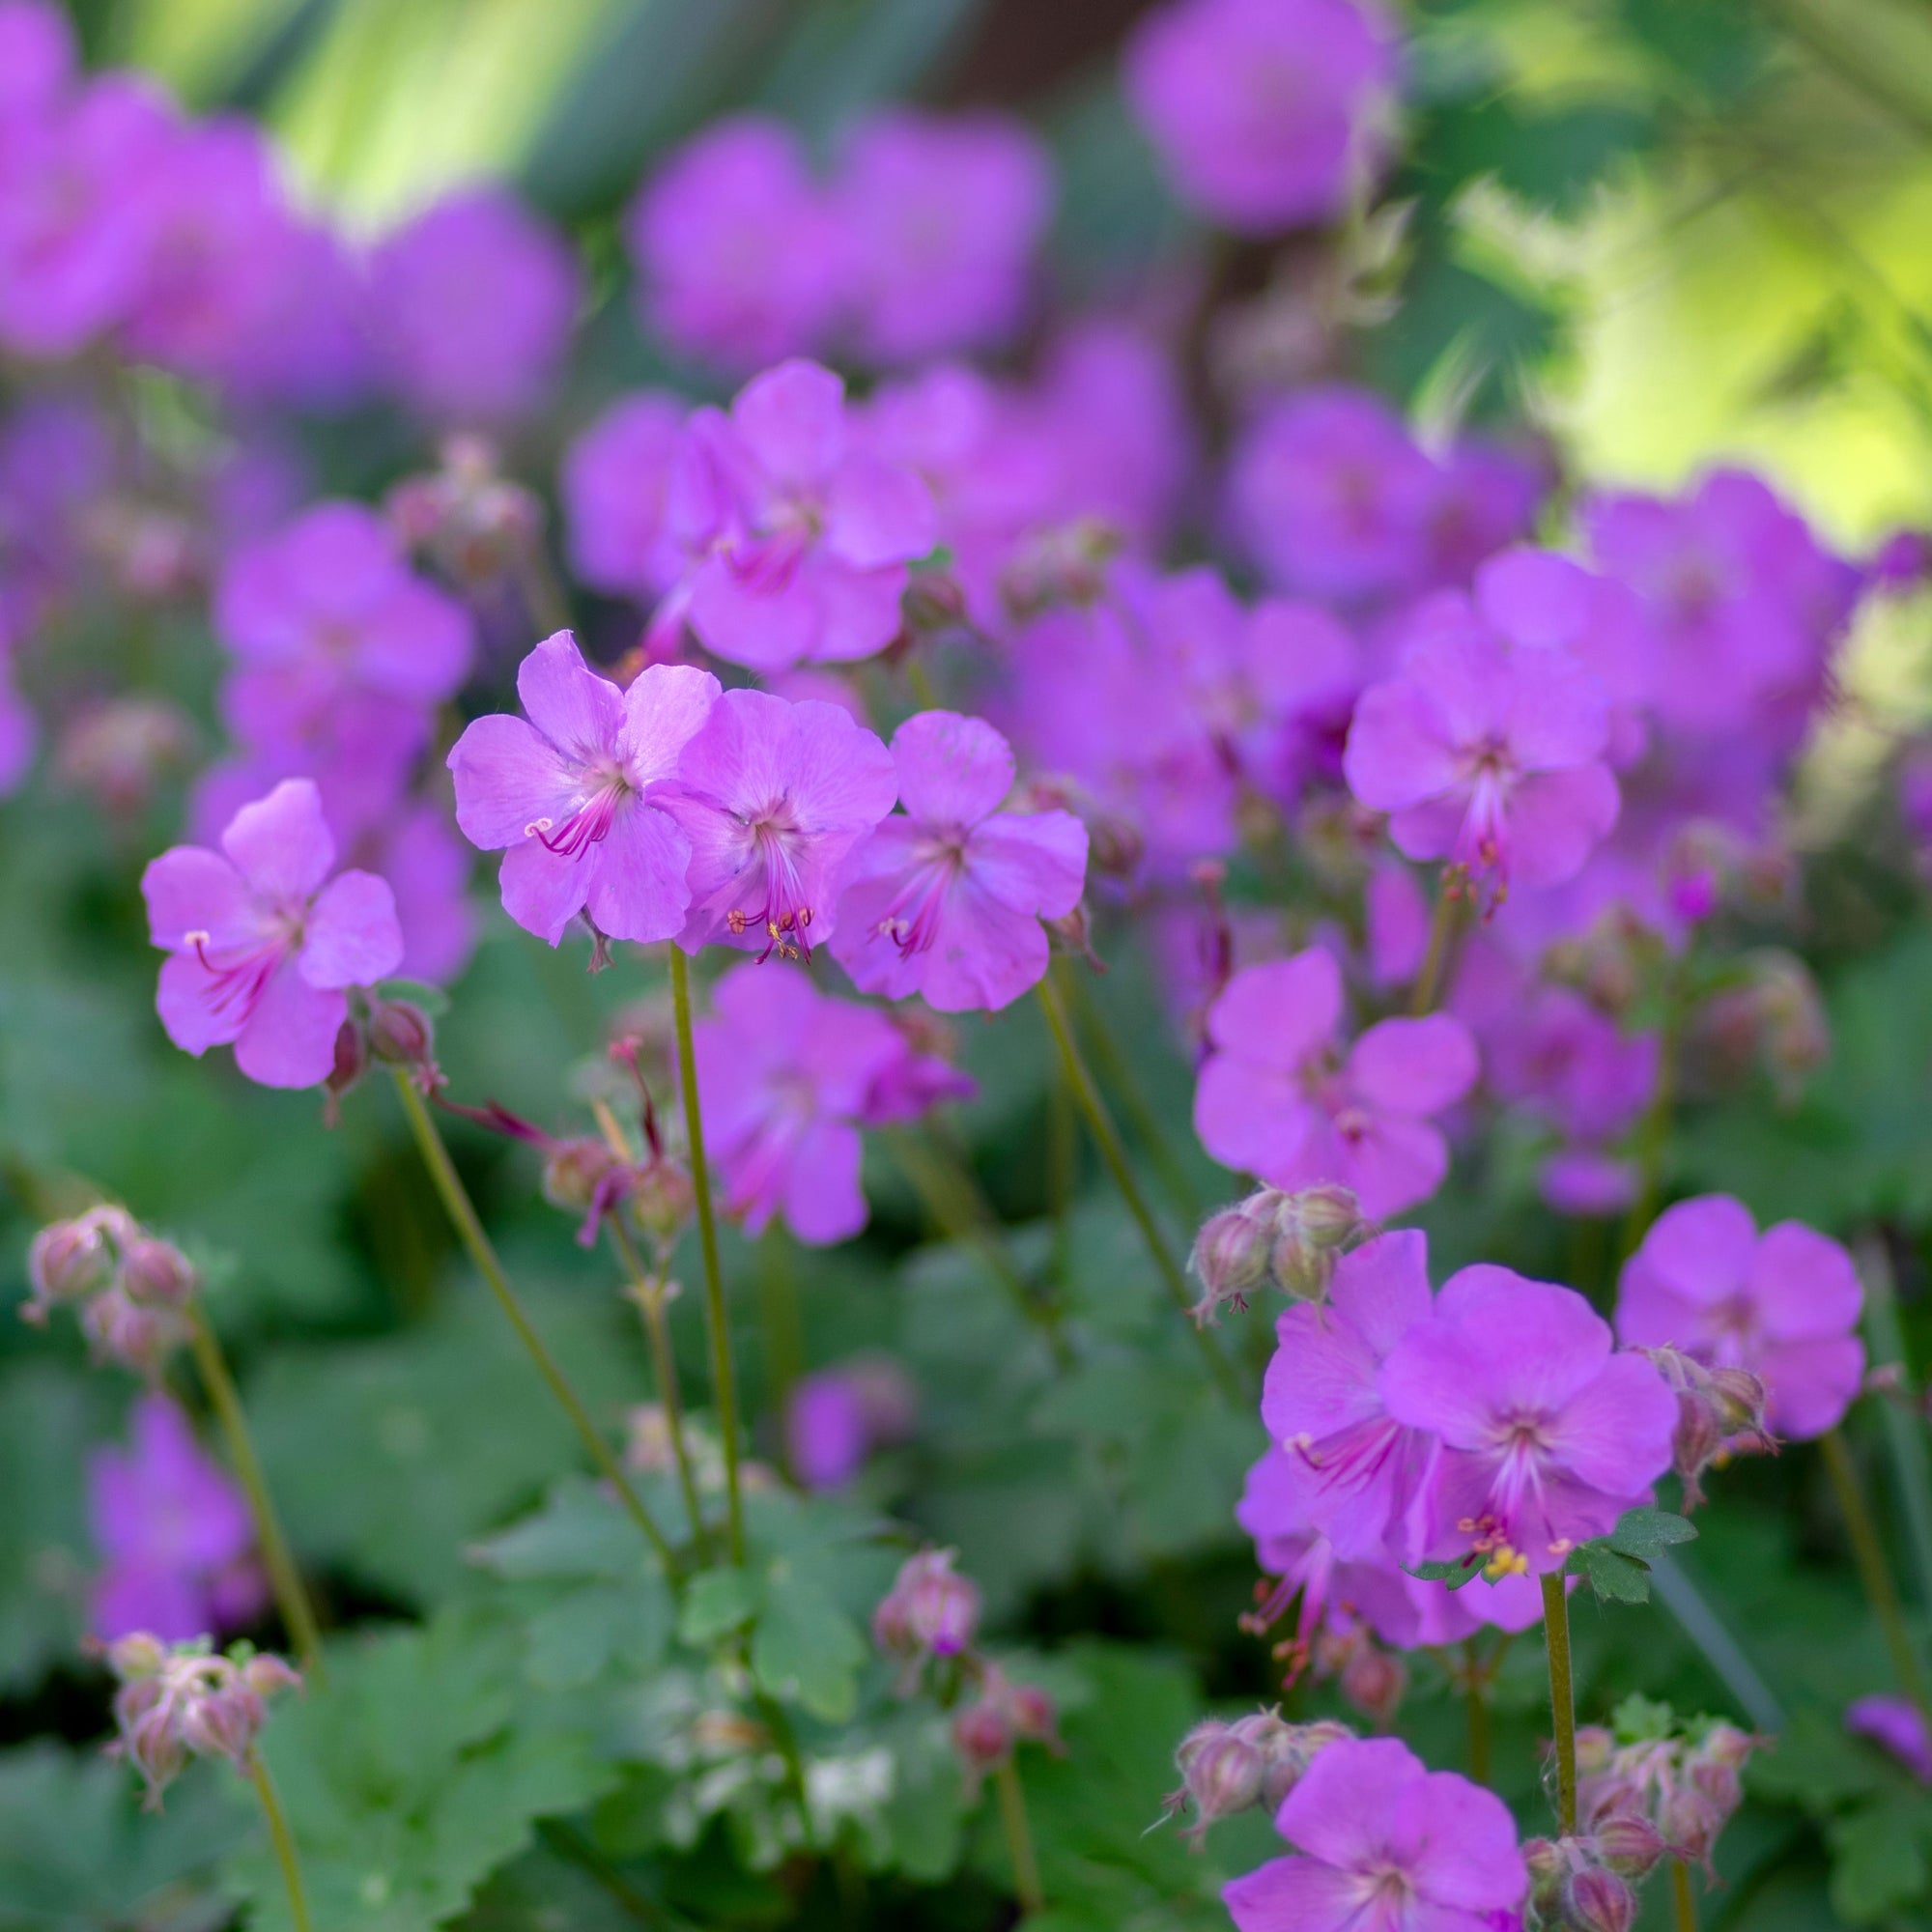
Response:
[1004,1680,1059,1745]
[368,999,434,1067]
[1337,1641,1406,1726]
[178,1683,263,1768]
[118,1236,197,1310]
[242,1654,303,1699]
[1188,1201,1275,1325]
[541,1137,619,1213]
[903,570,968,634]
[1270,1185,1369,1298]
[106,1633,167,1682]
[80,1288,190,1378]
[1169,1726,1265,1842]
[629,1159,695,1250]
[1522,1836,1568,1914]
[952,1697,1013,1775]
[1563,1862,1636,1932]
[25,1212,121,1316]
[324,1017,368,1123]
[1592,1813,1669,1878]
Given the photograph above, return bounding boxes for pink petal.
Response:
[1748,1222,1862,1341]
[497,837,596,946]
[917,879,1052,1013]
[1475,546,1591,648]
[584,803,693,944]
[355,581,474,703]
[1194,1052,1317,1180]
[893,711,1015,827]
[232,965,347,1089]
[731,357,846,488]
[687,554,821,670]
[1329,1230,1434,1359]
[802,554,912,664]
[1206,950,1343,1071]
[1757,1335,1864,1440]
[1348,1015,1477,1117]
[1399,1769,1529,1913]
[142,846,256,950]
[1344,677,1462,812]
[219,778,335,902]
[619,662,722,785]
[1542,1351,1678,1496]
[1263,1302,1384,1446]
[1612,1260,1704,1353]
[784,698,898,829]
[781,1120,869,1245]
[1224,1857,1368,1932]
[964,810,1088,918]
[1334,1113,1452,1220]
[1434,1268,1615,1413]
[824,450,935,566]
[1506,764,1619,888]
[298,868,404,988]
[1503,644,1611,770]
[156,949,249,1055]
[514,630,624,761]
[1276,1735,1423,1866]
[448,712,583,851]
[1632,1195,1758,1306]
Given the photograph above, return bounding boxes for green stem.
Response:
[1037,971,1239,1400]
[391,1071,676,1571]
[904,657,942,710]
[1462,1637,1492,1785]
[885,1127,1071,1369]
[186,1308,325,1683]
[668,950,747,1567]
[608,1220,706,1549]
[1409,883,1466,1016]
[1047,1049,1076,1289]
[1541,1573,1577,1836]
[994,1756,1045,1917]
[1858,1238,1932,1621]
[1821,1425,1931,1711]
[756,1227,808,1420]
[246,1750,313,1932]
[1062,968,1201,1222]
[1671,1856,1697,1932]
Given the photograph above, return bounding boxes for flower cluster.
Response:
[23,1204,197,1376]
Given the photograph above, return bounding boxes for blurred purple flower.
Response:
[560,389,688,604]
[831,710,1088,1011]
[662,357,936,672]
[142,776,404,1089]
[1381,1266,1677,1575]
[661,684,896,957]
[785,1359,916,1490]
[89,1393,264,1643]
[0,0,74,120]
[1124,0,1399,235]
[448,630,718,946]
[1194,948,1477,1217]
[1847,1696,1932,1784]
[1616,1195,1864,1440]
[367,185,580,426]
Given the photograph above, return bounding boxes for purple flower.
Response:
[663,358,936,672]
[1380,1266,1677,1575]
[142,778,405,1089]
[661,685,896,957]
[1124,0,1399,235]
[560,389,688,603]
[830,711,1088,1012]
[361,801,476,984]
[1344,608,1619,897]
[0,1,74,121]
[214,501,474,736]
[0,651,33,795]
[1847,1696,1932,1784]
[448,630,719,947]
[1616,1195,1864,1440]
[1261,1231,1435,1561]
[626,115,844,371]
[367,185,580,426]
[832,110,1053,364]
[688,963,903,1244]
[1194,948,1478,1218]
[785,1359,915,1490]
[88,1394,264,1643]
[1225,1736,1526,1932]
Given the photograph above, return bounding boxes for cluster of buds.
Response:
[386,434,547,601]
[55,697,195,816]
[1187,1183,1372,1323]
[1544,910,1671,1020]
[23,1206,197,1377]
[1686,950,1829,1106]
[1639,1345,1776,1510]
[324,992,442,1122]
[102,1633,300,1809]
[872,1549,1059,1789]
[1524,1835,1645,1932]
[1164,1710,1352,1846]
[1000,516,1122,619]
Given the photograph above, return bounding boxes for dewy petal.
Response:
[730,356,846,489]
[232,964,348,1089]
[1276,1735,1421,1869]
[584,802,694,944]
[219,778,336,903]
[1748,1221,1863,1341]
[963,810,1088,919]
[1194,1055,1316,1181]
[1505,764,1619,888]
[1540,1351,1678,1496]
[142,846,257,951]
[298,868,404,988]
[1224,1857,1369,1932]
[893,711,1016,827]
[1206,950,1343,1071]
[1344,677,1463,812]
[514,630,625,763]
[824,449,936,567]
[498,837,597,946]
[619,661,722,786]
[448,712,583,851]
[1632,1194,1758,1306]
[1348,1015,1478,1117]
[1399,1769,1530,1914]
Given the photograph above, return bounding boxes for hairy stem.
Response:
[392,1070,675,1571]
[994,1756,1045,1916]
[1409,883,1466,1017]
[1822,1425,1931,1711]
[186,1307,325,1682]
[246,1750,312,1932]
[1671,1856,1697,1932]
[608,1219,706,1549]
[1037,969,1238,1399]
[1541,1573,1577,1836]
[668,949,747,1566]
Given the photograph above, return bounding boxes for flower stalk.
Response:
[994,1755,1045,1916]
[1821,1424,1931,1712]
[247,1749,313,1932]
[1408,879,1465,1016]
[1671,1856,1697,1932]
[1541,1572,1577,1836]
[607,1217,707,1549]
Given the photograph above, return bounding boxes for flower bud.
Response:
[1188,1201,1275,1325]
[25,1213,120,1318]
[952,1696,1013,1776]
[541,1137,619,1213]
[118,1236,197,1310]
[80,1287,190,1378]
[368,998,435,1068]
[323,1017,368,1125]
[901,1549,980,1658]
[1522,1836,1568,1916]
[1004,1679,1060,1746]
[1169,1726,1265,1842]
[1562,1863,1636,1932]
[178,1682,263,1768]
[1592,1813,1669,1878]
[106,1632,167,1682]
[1269,1184,1369,1299]
[903,569,968,634]
[628,1158,696,1251]
[1337,1641,1406,1727]
[122,1699,189,1802]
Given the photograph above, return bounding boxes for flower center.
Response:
[872,835,965,959]
[725,810,816,961]
[184,922,297,1026]
[526,767,630,858]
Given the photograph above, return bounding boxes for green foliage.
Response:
[1562,1507,1697,1605]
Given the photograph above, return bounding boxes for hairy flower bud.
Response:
[1188,1200,1276,1324]
[1004,1680,1060,1746]
[541,1137,620,1214]
[1592,1813,1669,1878]
[118,1236,197,1310]
[368,998,435,1068]
[178,1682,264,1768]
[628,1158,696,1252]
[106,1633,167,1682]
[1169,1721,1266,1842]
[323,1017,369,1123]
[952,1696,1012,1776]
[1563,1862,1636,1932]
[24,1208,132,1321]
[80,1287,190,1378]
[1188,1185,1369,1323]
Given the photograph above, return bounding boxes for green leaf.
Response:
[751,1572,867,1722]
[1406,1552,1488,1592]
[0,1743,249,1930]
[1611,1693,1678,1744]
[1571,1545,1653,1604]
[227,1607,619,1932]
[677,1567,762,1645]
[1828,1798,1931,1923]
[469,1477,653,1584]
[1608,1507,1698,1559]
